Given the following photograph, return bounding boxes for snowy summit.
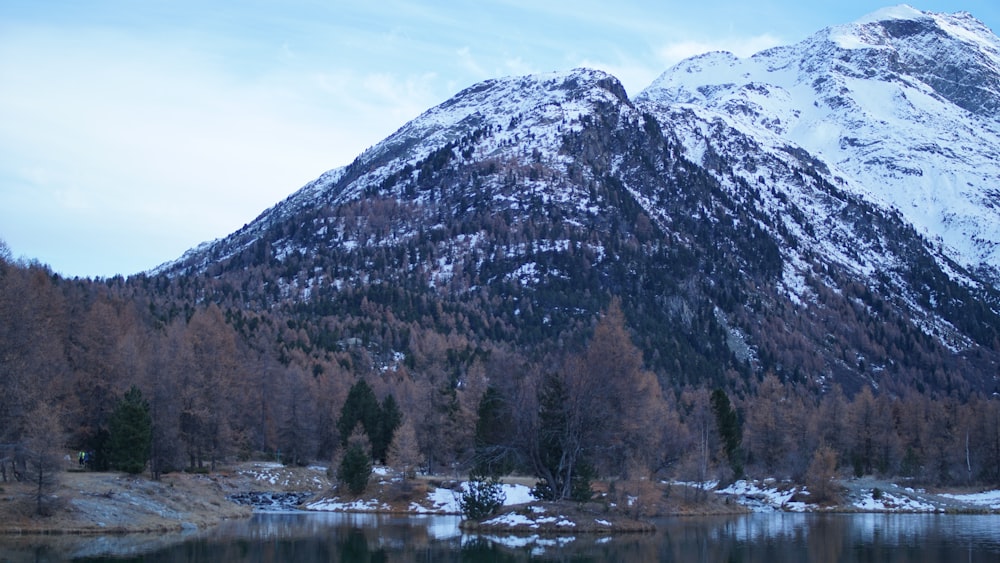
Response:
[638,5,1000,282]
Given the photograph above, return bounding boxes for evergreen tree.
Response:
[711,388,743,479]
[530,371,591,501]
[336,380,401,465]
[108,386,153,475]
[533,372,568,500]
[570,460,596,502]
[336,380,380,448]
[86,428,111,472]
[460,471,507,520]
[338,425,372,495]
[473,386,513,476]
[373,394,402,465]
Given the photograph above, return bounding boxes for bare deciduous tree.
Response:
[24,402,64,516]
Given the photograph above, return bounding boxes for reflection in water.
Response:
[1,512,998,562]
[656,513,1000,563]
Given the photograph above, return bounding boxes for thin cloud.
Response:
[575,54,664,97]
[457,47,489,78]
[0,25,440,276]
[502,56,537,77]
[656,34,785,67]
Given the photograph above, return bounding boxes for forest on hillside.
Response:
[3,242,1000,507]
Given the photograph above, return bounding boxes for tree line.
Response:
[2,245,1000,517]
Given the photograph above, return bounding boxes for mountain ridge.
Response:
[638,4,1000,284]
[148,6,1000,397]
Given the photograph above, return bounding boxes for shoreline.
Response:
[3,462,998,537]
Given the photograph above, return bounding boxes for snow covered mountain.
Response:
[638,4,1000,285]
[153,6,1000,396]
[158,69,633,279]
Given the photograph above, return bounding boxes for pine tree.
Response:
[460,471,507,520]
[711,388,743,479]
[336,380,379,448]
[108,386,152,474]
[531,371,590,500]
[373,394,402,465]
[338,425,372,495]
[473,386,513,476]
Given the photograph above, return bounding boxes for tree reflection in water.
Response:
[5,512,1000,562]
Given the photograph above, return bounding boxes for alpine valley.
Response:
[3,5,1000,496]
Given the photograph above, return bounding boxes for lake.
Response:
[2,511,999,561]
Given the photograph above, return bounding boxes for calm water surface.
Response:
[2,511,999,562]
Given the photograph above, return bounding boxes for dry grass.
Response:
[0,464,255,535]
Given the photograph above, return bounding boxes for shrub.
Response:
[530,479,556,501]
[460,473,506,520]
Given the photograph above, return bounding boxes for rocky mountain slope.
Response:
[638,5,1000,284]
[152,6,1000,397]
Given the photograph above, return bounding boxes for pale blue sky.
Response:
[1,1,996,278]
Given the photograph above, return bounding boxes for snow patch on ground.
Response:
[415,486,461,514]
[501,483,534,506]
[717,479,816,512]
[479,503,577,530]
[306,497,391,512]
[850,488,940,512]
[718,478,1000,513]
[310,481,533,514]
[236,462,329,491]
[939,490,1000,510]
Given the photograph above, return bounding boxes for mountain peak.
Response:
[638,6,1000,282]
[853,4,927,26]
[853,3,991,37]
[348,67,627,170]
[835,4,999,56]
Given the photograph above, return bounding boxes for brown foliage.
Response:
[805,446,840,503]
[387,418,424,481]
[1,255,999,494]
[573,300,666,478]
